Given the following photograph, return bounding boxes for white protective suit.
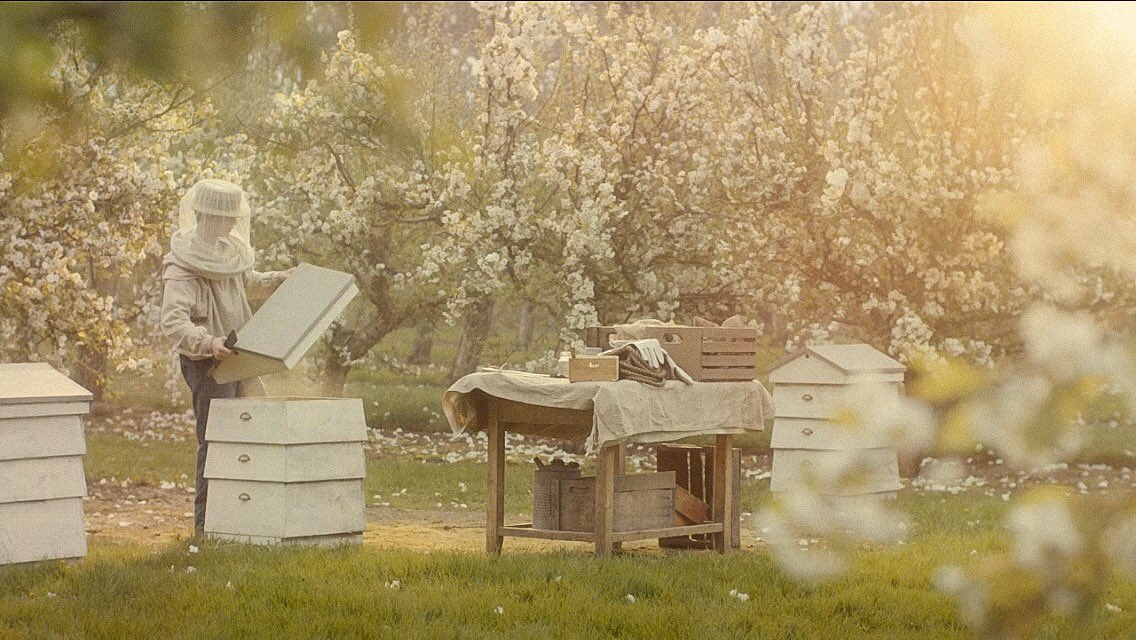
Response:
[159,179,289,362]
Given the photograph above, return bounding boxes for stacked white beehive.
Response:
[769,344,905,497]
[0,363,92,565]
[204,397,367,545]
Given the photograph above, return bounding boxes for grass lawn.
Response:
[1,522,1133,639]
[3,413,1126,638]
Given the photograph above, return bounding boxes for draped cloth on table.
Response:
[443,370,772,453]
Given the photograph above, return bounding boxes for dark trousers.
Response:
[180,355,239,533]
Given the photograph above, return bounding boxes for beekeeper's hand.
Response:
[211,336,235,361]
[630,339,666,369]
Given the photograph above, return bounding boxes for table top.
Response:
[443,370,771,453]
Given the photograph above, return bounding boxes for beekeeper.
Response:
[159,178,294,534]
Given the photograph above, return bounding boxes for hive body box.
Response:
[204,397,367,545]
[0,363,91,565]
[768,345,905,496]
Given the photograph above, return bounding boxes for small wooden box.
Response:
[584,326,759,381]
[556,471,675,533]
[568,355,619,382]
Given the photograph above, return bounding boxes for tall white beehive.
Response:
[768,344,905,496]
[204,397,367,545]
[0,363,91,564]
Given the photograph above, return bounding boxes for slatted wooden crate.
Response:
[556,472,676,533]
[204,397,367,546]
[532,462,581,530]
[0,363,91,565]
[584,326,759,381]
[656,445,740,549]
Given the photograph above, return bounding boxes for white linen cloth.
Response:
[443,370,772,453]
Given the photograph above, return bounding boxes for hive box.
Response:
[0,363,91,565]
[768,344,905,496]
[213,263,359,384]
[204,397,367,545]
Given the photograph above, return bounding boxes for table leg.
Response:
[612,443,625,552]
[486,399,505,554]
[713,434,735,554]
[594,444,616,557]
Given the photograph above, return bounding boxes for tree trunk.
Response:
[516,300,534,351]
[447,298,495,384]
[319,226,401,397]
[319,311,399,397]
[72,343,107,403]
[407,321,435,365]
[320,324,353,398]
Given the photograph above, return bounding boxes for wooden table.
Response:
[482,396,737,557]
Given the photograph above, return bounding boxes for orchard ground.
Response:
[2,399,1134,638]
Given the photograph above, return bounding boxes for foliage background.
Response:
[2,2,1136,637]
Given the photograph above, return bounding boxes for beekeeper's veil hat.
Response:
[167,178,255,279]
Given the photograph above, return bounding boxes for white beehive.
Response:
[204,397,367,545]
[768,344,905,496]
[0,363,91,565]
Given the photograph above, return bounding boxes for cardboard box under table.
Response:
[443,370,772,556]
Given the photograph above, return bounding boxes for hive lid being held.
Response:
[213,263,359,384]
[0,363,93,405]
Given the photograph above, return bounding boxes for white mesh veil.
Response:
[167,178,255,279]
[177,178,252,244]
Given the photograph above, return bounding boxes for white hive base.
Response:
[206,531,363,547]
[204,479,365,540]
[0,498,87,565]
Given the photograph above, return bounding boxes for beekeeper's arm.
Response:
[160,265,223,358]
[244,266,296,301]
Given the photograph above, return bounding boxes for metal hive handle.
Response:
[239,411,252,421]
[801,427,814,436]
[802,393,813,402]
[238,454,250,463]
[238,493,251,502]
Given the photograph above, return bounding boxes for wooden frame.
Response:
[483,396,735,557]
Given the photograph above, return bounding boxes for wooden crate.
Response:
[584,326,759,381]
[657,445,740,549]
[557,471,676,533]
[532,464,581,530]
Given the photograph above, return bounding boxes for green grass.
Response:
[1,530,1133,639]
[84,433,195,485]
[28,411,1136,639]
